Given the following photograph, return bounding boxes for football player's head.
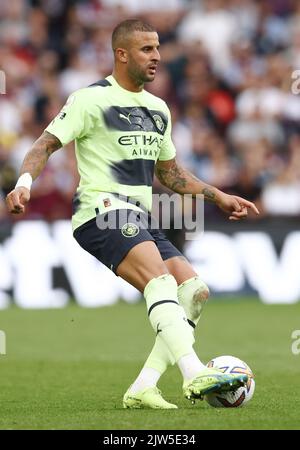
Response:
[112,19,160,84]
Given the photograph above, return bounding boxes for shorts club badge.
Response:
[121,223,139,238]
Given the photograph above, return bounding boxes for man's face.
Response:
[126,31,160,84]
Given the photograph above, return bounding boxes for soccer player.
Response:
[6,19,259,409]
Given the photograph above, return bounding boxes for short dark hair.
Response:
[112,19,156,51]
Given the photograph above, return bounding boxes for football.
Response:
[205,355,255,408]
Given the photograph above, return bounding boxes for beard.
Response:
[127,60,155,84]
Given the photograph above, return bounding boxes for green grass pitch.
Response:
[0,298,299,430]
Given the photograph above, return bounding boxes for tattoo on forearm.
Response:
[156,159,218,202]
[156,159,208,195]
[20,131,62,180]
[202,188,216,202]
[155,159,189,191]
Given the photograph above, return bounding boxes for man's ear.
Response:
[115,48,128,63]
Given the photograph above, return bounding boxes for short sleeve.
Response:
[45,89,94,146]
[158,105,176,161]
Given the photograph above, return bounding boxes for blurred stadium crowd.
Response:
[1,0,300,223]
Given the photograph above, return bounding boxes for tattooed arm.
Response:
[155,157,219,201]
[18,131,62,179]
[155,158,259,220]
[6,131,62,214]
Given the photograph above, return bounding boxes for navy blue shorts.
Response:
[73,209,183,273]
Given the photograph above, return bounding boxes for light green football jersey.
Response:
[45,75,176,231]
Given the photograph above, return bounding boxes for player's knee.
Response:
[178,277,210,304]
[177,277,209,324]
[193,279,210,304]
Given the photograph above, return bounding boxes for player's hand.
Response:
[216,192,259,221]
[6,187,30,214]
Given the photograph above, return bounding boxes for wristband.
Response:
[15,173,33,191]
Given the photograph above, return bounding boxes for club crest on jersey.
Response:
[121,223,139,238]
[153,114,164,132]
